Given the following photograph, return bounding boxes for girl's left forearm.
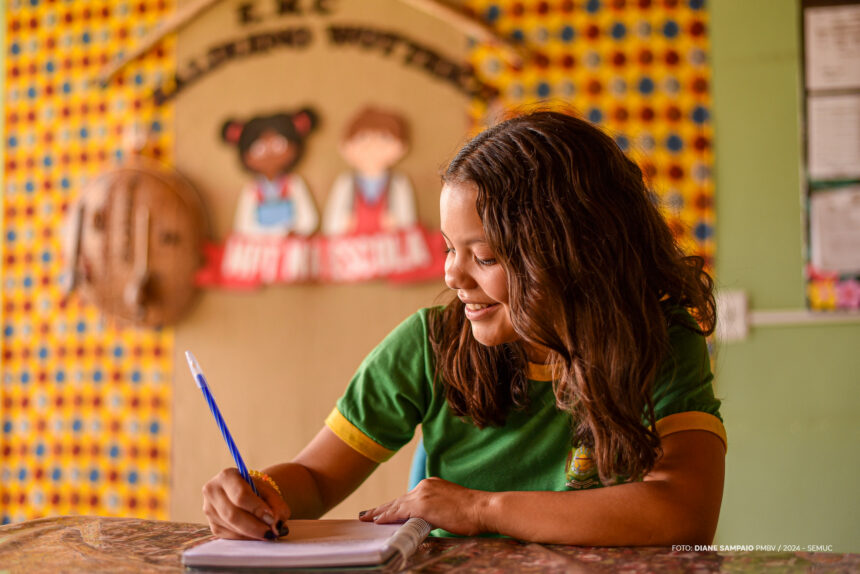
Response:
[480,431,725,545]
[481,479,716,546]
[364,431,724,544]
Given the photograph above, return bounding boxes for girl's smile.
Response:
[462,301,501,321]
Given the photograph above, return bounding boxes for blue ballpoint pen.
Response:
[185,351,260,497]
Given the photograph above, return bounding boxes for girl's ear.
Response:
[292,108,318,136]
[221,119,244,144]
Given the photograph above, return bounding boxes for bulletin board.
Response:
[801,0,860,311]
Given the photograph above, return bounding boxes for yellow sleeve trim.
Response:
[655,412,727,453]
[325,408,395,464]
[527,362,556,381]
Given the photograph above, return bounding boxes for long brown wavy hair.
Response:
[429,110,716,483]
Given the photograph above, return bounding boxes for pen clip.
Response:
[185,351,206,389]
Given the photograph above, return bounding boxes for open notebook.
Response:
[182,518,432,569]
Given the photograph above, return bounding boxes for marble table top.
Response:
[0,515,856,573]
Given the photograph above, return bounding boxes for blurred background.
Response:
[0,0,857,552]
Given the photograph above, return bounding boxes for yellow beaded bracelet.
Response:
[249,470,283,499]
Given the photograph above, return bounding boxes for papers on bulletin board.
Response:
[804,4,860,91]
[807,94,860,181]
[809,186,860,274]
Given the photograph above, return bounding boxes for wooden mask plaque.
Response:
[63,158,207,327]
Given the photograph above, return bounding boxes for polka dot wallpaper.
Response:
[1,0,174,523]
[0,0,713,523]
[466,0,714,264]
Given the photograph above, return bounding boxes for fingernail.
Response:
[358,510,368,518]
[278,524,290,537]
[261,512,275,526]
[263,530,275,540]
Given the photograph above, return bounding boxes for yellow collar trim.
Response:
[527,362,557,381]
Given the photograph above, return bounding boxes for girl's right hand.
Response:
[202,467,290,540]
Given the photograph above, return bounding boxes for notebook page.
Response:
[183,520,405,568]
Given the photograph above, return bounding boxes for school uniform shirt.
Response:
[326,307,726,536]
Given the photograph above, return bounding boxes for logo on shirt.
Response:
[565,445,600,490]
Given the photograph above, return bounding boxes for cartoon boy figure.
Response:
[322,106,417,235]
[222,108,320,237]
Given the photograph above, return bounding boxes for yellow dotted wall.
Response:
[1,0,175,522]
[467,0,714,264]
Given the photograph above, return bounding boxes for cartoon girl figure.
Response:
[322,106,417,236]
[222,108,320,237]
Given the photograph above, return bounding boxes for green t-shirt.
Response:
[326,307,725,529]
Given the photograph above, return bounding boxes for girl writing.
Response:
[202,110,726,545]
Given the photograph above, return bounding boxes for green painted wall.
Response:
[710,0,860,552]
